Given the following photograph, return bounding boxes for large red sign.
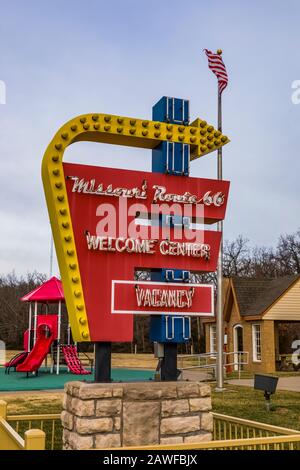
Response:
[112,281,214,316]
[64,162,229,341]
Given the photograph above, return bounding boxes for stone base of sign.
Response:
[61,381,213,450]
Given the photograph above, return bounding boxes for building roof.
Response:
[21,276,65,303]
[232,275,300,317]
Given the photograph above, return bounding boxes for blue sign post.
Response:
[150,96,192,380]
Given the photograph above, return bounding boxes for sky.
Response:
[0,0,300,276]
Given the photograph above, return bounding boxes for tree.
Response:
[0,271,47,349]
[223,235,251,277]
[249,246,278,278]
[277,230,300,275]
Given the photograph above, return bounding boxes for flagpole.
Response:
[216,49,225,390]
[49,233,54,278]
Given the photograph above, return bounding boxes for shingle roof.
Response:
[232,275,300,317]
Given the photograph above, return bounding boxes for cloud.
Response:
[1,0,300,274]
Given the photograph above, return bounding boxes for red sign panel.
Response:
[64,162,229,341]
[64,163,229,223]
[112,281,214,316]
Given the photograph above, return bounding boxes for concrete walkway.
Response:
[229,376,300,392]
[181,369,213,381]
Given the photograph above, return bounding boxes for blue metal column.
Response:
[150,97,191,381]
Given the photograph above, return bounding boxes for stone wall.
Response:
[62,381,213,449]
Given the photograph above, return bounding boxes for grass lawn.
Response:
[1,383,299,449]
[1,391,63,415]
[2,352,299,448]
[2,384,299,431]
[212,385,300,431]
[1,392,63,450]
[227,370,300,379]
[3,351,157,370]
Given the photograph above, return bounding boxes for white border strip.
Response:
[111,280,214,316]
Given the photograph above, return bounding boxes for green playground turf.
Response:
[0,366,154,391]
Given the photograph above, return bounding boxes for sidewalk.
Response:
[229,376,300,392]
[181,369,212,381]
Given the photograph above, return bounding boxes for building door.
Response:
[233,325,244,371]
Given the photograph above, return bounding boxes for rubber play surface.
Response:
[0,367,154,391]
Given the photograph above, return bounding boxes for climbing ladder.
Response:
[62,345,91,375]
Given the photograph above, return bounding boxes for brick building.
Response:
[204,275,300,373]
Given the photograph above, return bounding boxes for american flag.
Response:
[204,49,228,95]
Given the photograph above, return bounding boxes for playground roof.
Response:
[21,276,65,303]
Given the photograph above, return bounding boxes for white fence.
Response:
[178,351,249,377]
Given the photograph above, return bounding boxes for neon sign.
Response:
[42,111,229,342]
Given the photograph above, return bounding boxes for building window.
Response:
[252,324,262,362]
[210,325,217,354]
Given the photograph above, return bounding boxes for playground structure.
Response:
[5,276,91,376]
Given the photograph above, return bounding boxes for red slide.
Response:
[17,323,55,373]
[62,345,91,375]
[5,351,28,374]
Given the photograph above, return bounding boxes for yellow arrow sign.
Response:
[189,118,229,160]
[46,112,229,159]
